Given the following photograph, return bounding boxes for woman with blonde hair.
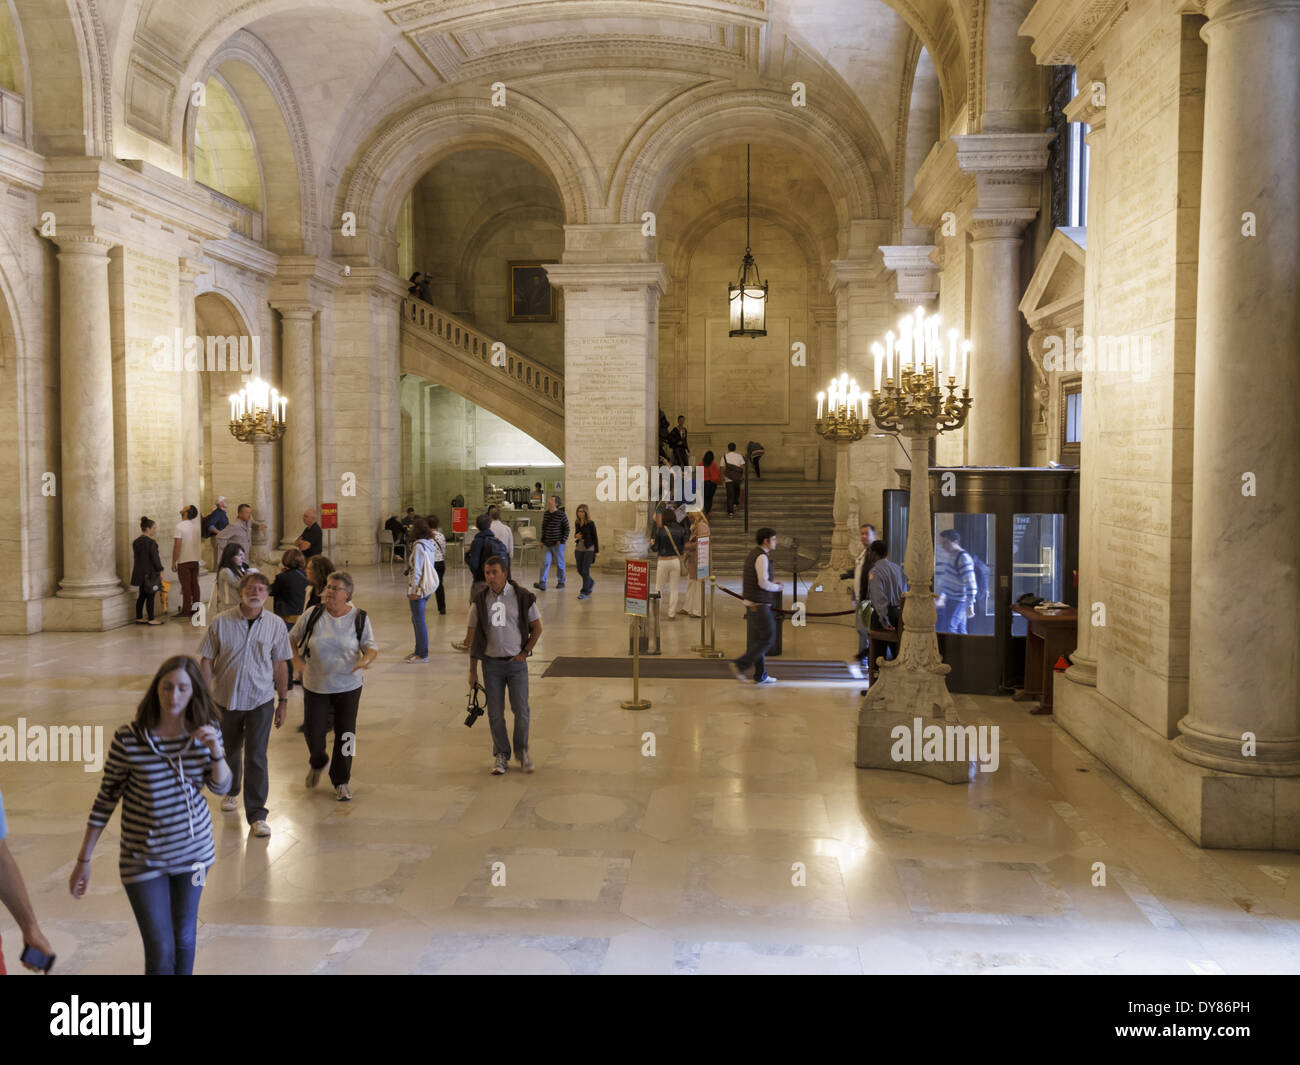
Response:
[682,510,711,618]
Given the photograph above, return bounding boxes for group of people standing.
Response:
[651,506,710,619]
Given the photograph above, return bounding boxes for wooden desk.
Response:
[1012,605,1078,715]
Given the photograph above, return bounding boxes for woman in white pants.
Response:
[651,509,685,619]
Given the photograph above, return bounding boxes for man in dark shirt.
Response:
[667,415,689,467]
[295,508,322,559]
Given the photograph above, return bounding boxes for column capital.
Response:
[953,132,1057,174]
[543,262,668,296]
[1065,85,1106,131]
[825,258,878,294]
[1203,0,1300,33]
[968,213,1036,240]
[270,255,345,310]
[53,233,115,256]
[270,303,318,320]
[178,256,210,285]
[878,246,940,303]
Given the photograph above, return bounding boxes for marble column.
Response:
[178,257,208,567]
[275,305,318,549]
[253,439,275,565]
[1064,98,1106,688]
[543,262,667,566]
[1175,0,1300,776]
[966,219,1028,466]
[56,238,122,600]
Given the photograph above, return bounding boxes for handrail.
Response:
[399,297,565,410]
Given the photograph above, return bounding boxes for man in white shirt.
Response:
[172,504,203,617]
[722,443,746,516]
[489,505,514,560]
[730,527,783,685]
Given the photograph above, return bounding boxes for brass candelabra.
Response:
[228,377,287,443]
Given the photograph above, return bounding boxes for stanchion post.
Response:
[695,575,725,659]
[622,616,651,710]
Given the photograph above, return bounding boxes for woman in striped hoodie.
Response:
[70,655,231,975]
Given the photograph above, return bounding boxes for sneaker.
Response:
[492,754,508,775]
[306,766,322,789]
[556,582,565,589]
[147,619,164,626]
[532,582,546,591]
[403,653,428,663]
[519,749,534,773]
[250,820,272,837]
[756,676,778,686]
[135,618,148,625]
[220,796,238,813]
[729,661,750,683]
[336,784,352,802]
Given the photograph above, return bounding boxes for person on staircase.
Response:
[723,443,745,516]
[746,440,766,479]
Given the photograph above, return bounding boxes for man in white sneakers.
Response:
[199,571,293,837]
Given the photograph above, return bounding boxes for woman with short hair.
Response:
[290,571,378,802]
[70,655,230,974]
[132,517,165,625]
[271,549,309,625]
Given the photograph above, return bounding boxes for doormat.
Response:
[541,657,862,683]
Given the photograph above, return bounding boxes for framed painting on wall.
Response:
[508,262,557,323]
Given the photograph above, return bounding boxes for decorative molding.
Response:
[543,261,668,295]
[1020,0,1131,67]
[952,132,1057,173]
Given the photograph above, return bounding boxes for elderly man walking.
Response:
[199,571,293,838]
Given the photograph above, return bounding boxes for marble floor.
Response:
[2,556,1298,975]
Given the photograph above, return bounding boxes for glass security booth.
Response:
[883,467,1080,695]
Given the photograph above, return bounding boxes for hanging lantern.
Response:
[728,144,768,337]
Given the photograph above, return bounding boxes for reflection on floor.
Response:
[2,557,1298,975]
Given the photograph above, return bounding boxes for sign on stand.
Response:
[452,508,468,534]
[625,559,649,616]
[320,503,338,529]
[697,536,710,579]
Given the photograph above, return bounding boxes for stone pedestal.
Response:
[55,237,125,618]
[544,256,666,564]
[857,429,968,783]
[1177,0,1300,777]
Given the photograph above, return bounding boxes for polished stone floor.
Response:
[2,555,1298,975]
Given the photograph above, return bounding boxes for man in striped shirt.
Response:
[199,571,292,838]
[934,528,978,635]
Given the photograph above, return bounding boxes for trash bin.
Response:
[628,593,662,655]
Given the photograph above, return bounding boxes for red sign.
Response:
[625,559,649,617]
[320,503,338,530]
[452,508,468,533]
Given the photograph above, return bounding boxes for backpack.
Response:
[963,551,990,613]
[296,605,367,660]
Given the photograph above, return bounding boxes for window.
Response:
[1060,378,1081,463]
[1049,68,1090,230]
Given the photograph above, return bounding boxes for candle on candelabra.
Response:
[913,307,924,370]
[816,391,825,419]
[899,316,911,374]
[872,343,883,391]
[947,330,957,382]
[229,395,238,421]
[885,331,894,380]
[961,340,971,391]
[279,396,287,423]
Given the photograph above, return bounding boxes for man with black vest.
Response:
[466,555,543,775]
[730,527,783,686]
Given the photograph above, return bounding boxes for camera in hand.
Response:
[465,683,486,728]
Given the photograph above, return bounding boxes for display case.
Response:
[882,467,1079,695]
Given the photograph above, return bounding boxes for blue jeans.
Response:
[123,873,204,975]
[936,598,968,635]
[575,549,595,594]
[481,657,530,758]
[409,595,430,657]
[538,544,565,586]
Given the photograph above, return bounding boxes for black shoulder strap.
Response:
[354,608,367,645]
[297,605,325,658]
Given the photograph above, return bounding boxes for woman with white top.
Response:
[404,518,441,662]
[427,514,447,615]
[209,543,249,613]
[682,510,710,618]
[289,571,378,802]
[70,655,230,974]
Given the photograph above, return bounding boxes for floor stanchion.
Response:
[622,616,652,710]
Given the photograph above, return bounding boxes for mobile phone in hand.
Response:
[20,943,55,973]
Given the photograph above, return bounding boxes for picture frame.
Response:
[508,261,557,323]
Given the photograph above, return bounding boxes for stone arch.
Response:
[897,43,943,241]
[11,0,111,155]
[194,289,261,520]
[183,30,316,255]
[613,88,889,246]
[455,196,565,314]
[336,93,598,266]
[878,0,970,130]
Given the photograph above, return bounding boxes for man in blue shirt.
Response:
[934,528,978,634]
